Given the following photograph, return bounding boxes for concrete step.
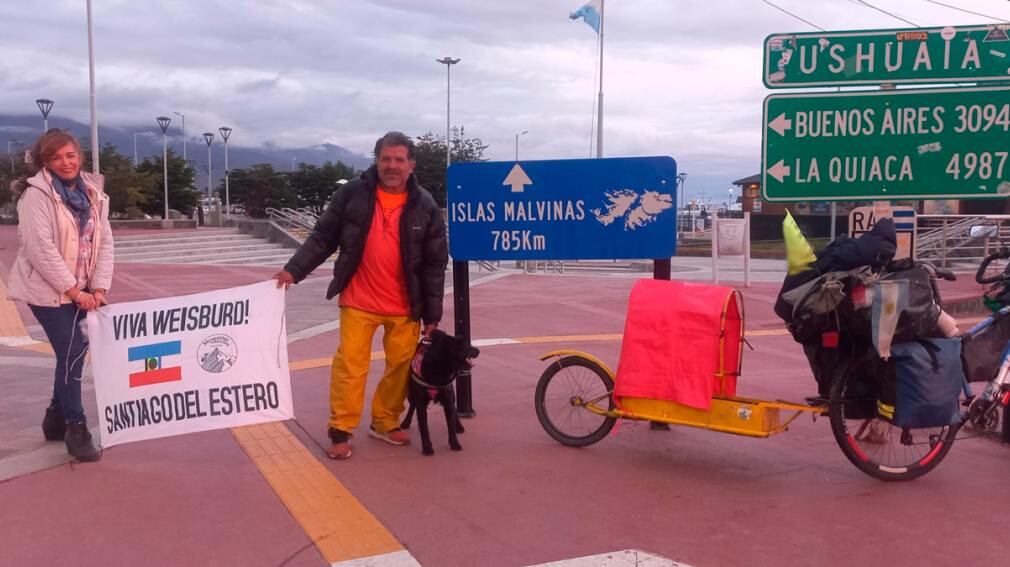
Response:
[116,242,283,261]
[118,245,291,265]
[114,228,239,241]
[198,253,297,267]
[114,231,254,248]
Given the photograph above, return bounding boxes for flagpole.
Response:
[596,0,604,159]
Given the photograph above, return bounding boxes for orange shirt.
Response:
[339,188,410,315]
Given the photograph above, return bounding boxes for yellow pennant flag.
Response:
[784,210,816,275]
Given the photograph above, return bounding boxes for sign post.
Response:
[448,157,679,414]
[712,213,751,286]
[763,86,1010,202]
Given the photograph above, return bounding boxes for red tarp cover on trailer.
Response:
[615,279,743,410]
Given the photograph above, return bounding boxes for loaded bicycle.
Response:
[534,247,1005,482]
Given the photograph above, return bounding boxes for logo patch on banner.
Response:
[128,340,182,387]
[198,334,237,373]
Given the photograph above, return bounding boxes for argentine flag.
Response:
[570,0,602,33]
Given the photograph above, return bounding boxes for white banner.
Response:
[86,281,293,448]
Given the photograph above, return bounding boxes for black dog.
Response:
[400,330,479,456]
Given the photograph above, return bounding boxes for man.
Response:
[274,131,448,459]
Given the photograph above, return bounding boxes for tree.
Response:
[95,144,154,218]
[289,161,357,214]
[412,127,489,207]
[226,164,298,218]
[136,149,200,216]
[0,148,30,210]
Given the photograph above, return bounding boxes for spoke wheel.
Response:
[535,356,617,447]
[828,361,960,481]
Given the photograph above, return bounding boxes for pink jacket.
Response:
[5,170,114,307]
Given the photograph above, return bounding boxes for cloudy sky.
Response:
[1,0,1007,201]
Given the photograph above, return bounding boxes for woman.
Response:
[5,129,114,462]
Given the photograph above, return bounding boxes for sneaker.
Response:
[368,426,410,446]
[42,406,66,441]
[326,428,352,460]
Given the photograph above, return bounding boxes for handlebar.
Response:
[976,247,1010,284]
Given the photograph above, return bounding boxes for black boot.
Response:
[42,406,66,441]
[65,422,100,462]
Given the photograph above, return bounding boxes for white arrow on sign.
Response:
[767,160,791,183]
[502,163,533,193]
[768,113,792,136]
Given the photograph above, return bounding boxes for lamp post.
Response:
[203,132,214,200]
[132,132,145,167]
[174,112,186,161]
[7,140,18,175]
[219,126,232,218]
[676,172,687,234]
[86,0,99,173]
[514,130,528,162]
[436,57,460,167]
[35,99,54,132]
[157,116,172,219]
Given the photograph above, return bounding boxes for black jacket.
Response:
[283,166,448,324]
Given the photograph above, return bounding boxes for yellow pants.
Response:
[330,306,420,434]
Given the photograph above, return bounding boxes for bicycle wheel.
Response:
[535,356,618,447]
[828,360,960,481]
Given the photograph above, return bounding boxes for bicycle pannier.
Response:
[890,338,964,428]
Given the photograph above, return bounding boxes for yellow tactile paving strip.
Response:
[0,279,29,338]
[230,421,403,564]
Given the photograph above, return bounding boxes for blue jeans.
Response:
[29,303,88,423]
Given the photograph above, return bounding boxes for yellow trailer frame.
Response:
[539,350,824,438]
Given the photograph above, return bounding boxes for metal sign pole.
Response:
[452,260,475,417]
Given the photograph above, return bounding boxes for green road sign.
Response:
[764,24,1010,88]
[762,86,1010,202]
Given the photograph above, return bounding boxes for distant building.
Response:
[733,172,1010,239]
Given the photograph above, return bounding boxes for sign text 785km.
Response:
[762,86,1010,202]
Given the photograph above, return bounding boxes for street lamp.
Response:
[157,116,172,219]
[203,132,215,200]
[174,112,186,161]
[676,172,687,234]
[436,56,461,167]
[514,130,528,162]
[219,126,232,218]
[36,99,54,132]
[7,140,18,175]
[132,132,146,167]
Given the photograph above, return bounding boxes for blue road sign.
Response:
[447,156,677,261]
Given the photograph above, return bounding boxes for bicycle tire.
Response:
[828,359,960,481]
[535,356,618,447]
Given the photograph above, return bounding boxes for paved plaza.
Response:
[1,225,1007,567]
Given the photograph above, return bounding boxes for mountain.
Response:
[0,114,372,190]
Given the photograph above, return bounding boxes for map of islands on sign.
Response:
[592,189,674,231]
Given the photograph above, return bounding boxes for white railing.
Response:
[267,207,319,234]
[917,214,1010,267]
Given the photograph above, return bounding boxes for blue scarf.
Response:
[50,172,91,233]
